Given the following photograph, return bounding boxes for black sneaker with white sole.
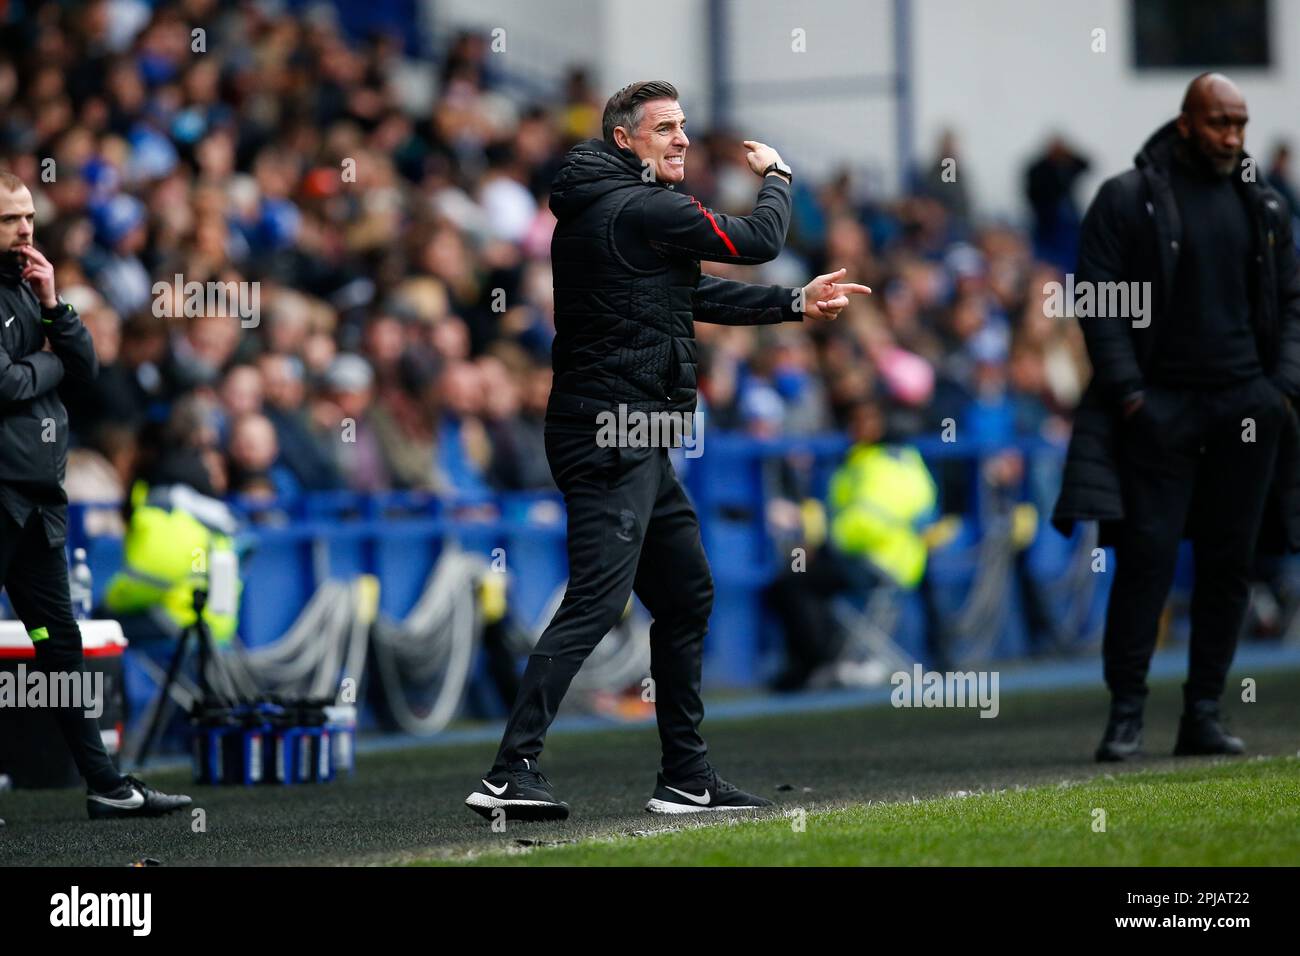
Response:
[465,758,570,821]
[645,766,773,814]
[87,775,192,820]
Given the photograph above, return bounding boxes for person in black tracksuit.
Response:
[1051,75,1300,762]
[0,173,189,819]
[465,82,869,820]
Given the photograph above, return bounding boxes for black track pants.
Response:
[492,416,713,781]
[0,510,122,792]
[1102,375,1288,710]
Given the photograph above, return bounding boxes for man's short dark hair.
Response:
[602,80,679,146]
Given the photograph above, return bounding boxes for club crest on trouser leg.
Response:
[616,508,637,542]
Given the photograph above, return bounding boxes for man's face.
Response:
[1179,84,1249,177]
[617,98,689,184]
[0,186,35,252]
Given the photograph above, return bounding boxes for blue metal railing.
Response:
[67,432,1090,688]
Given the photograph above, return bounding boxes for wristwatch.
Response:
[762,160,793,184]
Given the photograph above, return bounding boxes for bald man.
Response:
[1053,74,1300,761]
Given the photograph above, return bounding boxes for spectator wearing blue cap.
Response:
[84,193,151,316]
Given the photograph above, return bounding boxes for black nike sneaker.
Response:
[87,776,192,820]
[465,758,570,821]
[645,766,773,814]
[1095,714,1144,762]
[1095,697,1144,762]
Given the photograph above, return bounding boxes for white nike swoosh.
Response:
[665,785,712,805]
[89,787,145,810]
[483,779,509,796]
[4,316,13,327]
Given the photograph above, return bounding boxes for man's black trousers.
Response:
[0,509,122,792]
[1103,375,1288,710]
[492,415,712,781]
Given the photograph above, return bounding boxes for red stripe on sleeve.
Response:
[688,196,739,257]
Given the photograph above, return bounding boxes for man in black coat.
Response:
[1051,75,1300,762]
[465,81,870,820]
[0,171,190,818]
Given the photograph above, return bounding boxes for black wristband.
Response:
[40,300,73,324]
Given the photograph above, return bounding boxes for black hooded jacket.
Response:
[0,253,97,547]
[1051,120,1300,553]
[547,138,800,417]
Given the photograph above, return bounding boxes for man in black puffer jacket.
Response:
[1051,75,1300,763]
[466,81,869,820]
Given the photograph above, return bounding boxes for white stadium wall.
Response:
[913,0,1300,222]
[424,0,1300,221]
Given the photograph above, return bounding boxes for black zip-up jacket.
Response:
[1052,119,1300,552]
[1072,120,1300,407]
[548,138,800,417]
[0,256,97,546]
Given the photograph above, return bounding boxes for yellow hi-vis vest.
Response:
[104,482,241,643]
[828,443,937,590]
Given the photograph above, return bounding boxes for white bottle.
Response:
[70,547,93,620]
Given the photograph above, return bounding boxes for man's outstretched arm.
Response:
[695,268,872,326]
[694,274,800,326]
